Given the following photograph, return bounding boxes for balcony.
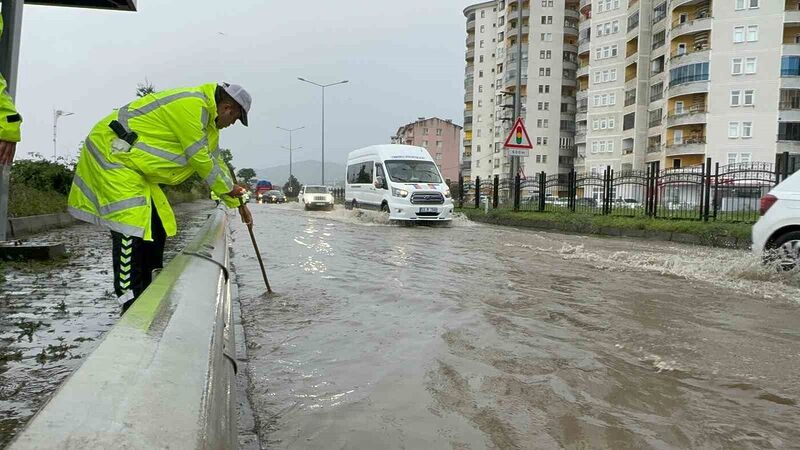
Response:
[670,16,712,39]
[565,8,580,20]
[464,110,473,120]
[578,38,591,55]
[624,89,637,107]
[580,0,591,15]
[786,10,800,25]
[464,91,473,102]
[784,43,800,57]
[665,138,706,156]
[667,80,709,98]
[668,47,710,66]
[564,20,579,36]
[506,23,530,37]
[460,161,471,171]
[466,35,475,46]
[666,105,707,127]
[463,138,472,147]
[467,19,475,31]
[575,130,586,144]
[466,48,474,61]
[577,99,588,112]
[647,144,663,154]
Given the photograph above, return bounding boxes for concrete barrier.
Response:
[7,212,75,238]
[9,209,237,450]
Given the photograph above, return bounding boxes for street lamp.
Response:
[276,125,304,183]
[297,77,348,185]
[53,109,74,159]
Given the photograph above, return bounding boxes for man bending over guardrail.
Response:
[67,82,253,313]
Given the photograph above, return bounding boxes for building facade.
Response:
[463,0,580,184]
[465,0,800,188]
[391,117,463,183]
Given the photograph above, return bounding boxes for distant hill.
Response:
[254,160,347,187]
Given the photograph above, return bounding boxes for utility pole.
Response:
[276,125,304,182]
[509,0,524,204]
[53,109,74,158]
[297,77,348,186]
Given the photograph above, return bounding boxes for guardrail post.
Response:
[493,175,499,209]
[538,171,546,212]
[474,176,481,209]
[514,174,521,211]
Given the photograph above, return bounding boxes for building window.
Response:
[540,50,552,59]
[743,89,755,105]
[745,57,757,74]
[476,144,481,153]
[478,85,483,93]
[623,112,635,130]
[480,25,485,33]
[479,55,484,63]
[733,26,745,43]
[536,155,541,163]
[736,0,759,9]
[541,16,553,25]
[435,152,442,160]
[479,70,484,78]
[779,122,800,141]
[436,128,442,136]
[539,67,551,76]
[732,58,743,75]
[730,90,741,106]
[423,127,429,135]
[541,33,553,42]
[542,0,554,5]
[728,122,740,138]
[652,31,665,49]
[422,140,429,147]
[747,25,759,42]
[479,40,484,48]
[742,122,753,138]
[650,82,664,101]
[538,84,550,93]
[542,155,547,163]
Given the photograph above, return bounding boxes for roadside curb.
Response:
[464,214,752,250]
[7,213,74,238]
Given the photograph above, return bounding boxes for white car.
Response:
[300,185,334,211]
[752,171,800,270]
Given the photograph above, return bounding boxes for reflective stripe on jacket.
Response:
[0,16,21,143]
[68,83,237,240]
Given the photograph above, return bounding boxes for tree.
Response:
[136,78,156,98]
[237,168,256,187]
[283,175,301,198]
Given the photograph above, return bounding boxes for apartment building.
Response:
[463,0,580,184]
[575,0,798,177]
[390,117,463,183]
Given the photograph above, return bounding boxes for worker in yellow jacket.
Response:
[0,15,22,165]
[68,82,252,312]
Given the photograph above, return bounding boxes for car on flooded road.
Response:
[260,190,286,204]
[753,170,800,270]
[300,185,334,210]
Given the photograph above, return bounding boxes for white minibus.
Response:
[345,145,454,221]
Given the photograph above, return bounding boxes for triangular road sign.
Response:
[503,117,533,149]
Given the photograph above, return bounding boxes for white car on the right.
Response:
[752,170,800,270]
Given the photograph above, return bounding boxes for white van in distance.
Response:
[345,144,454,221]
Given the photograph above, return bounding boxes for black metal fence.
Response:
[455,153,799,223]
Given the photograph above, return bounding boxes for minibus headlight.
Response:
[392,187,409,198]
[444,188,451,198]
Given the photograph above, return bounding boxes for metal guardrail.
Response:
[10,209,237,450]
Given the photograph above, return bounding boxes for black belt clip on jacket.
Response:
[108,120,139,146]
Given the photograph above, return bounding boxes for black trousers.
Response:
[111,204,166,312]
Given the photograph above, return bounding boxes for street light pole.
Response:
[276,125,304,182]
[53,109,74,159]
[509,0,524,204]
[297,77,348,186]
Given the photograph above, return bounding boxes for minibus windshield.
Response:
[385,160,442,183]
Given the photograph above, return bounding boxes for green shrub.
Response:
[8,183,67,217]
[10,159,74,195]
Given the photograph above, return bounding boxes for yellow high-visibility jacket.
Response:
[68,83,238,240]
[0,16,21,143]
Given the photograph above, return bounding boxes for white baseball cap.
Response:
[220,82,252,126]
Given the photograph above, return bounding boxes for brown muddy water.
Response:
[0,201,213,448]
[232,203,800,450]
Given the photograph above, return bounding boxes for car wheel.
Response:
[381,202,390,213]
[352,200,358,210]
[767,231,800,271]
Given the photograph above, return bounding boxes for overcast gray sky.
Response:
[15,0,474,171]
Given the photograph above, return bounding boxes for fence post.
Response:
[569,170,576,212]
[603,166,611,215]
[514,174,521,211]
[713,162,719,220]
[458,176,464,209]
[653,161,661,218]
[645,164,653,217]
[538,171,546,212]
[474,176,480,209]
[493,175,499,209]
[703,157,712,222]
[782,151,790,183]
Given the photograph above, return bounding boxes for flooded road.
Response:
[232,203,800,449]
[0,201,213,448]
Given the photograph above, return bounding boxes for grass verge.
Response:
[8,183,67,217]
[457,207,753,249]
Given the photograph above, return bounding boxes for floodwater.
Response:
[232,203,800,450]
[0,201,213,448]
